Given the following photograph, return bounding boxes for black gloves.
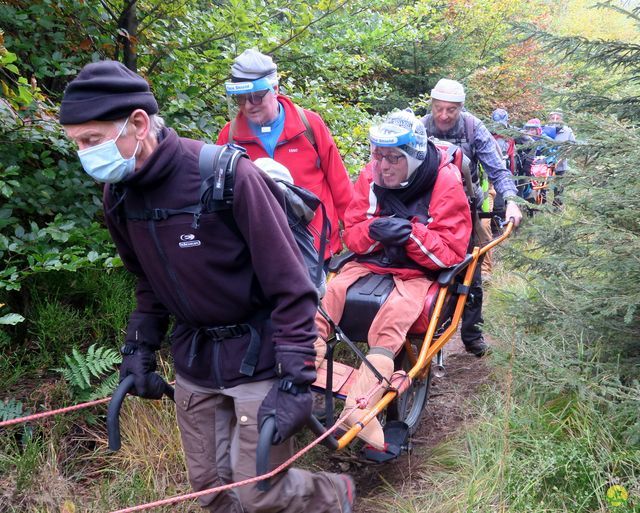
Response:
[119,344,167,399]
[369,217,413,246]
[258,344,316,444]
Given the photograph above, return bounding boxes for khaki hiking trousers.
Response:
[175,375,350,512]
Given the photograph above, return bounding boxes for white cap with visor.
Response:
[225,49,279,118]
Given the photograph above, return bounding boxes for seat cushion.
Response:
[407,280,441,334]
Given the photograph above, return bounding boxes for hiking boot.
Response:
[336,474,355,513]
[464,339,491,358]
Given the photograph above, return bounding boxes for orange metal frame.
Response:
[334,221,515,449]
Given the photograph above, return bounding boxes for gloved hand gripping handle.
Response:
[107,374,174,451]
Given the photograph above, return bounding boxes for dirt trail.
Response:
[324,333,492,512]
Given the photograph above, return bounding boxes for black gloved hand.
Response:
[257,344,316,444]
[258,380,312,444]
[369,217,413,246]
[119,344,167,399]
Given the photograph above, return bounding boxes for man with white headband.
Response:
[314,109,472,450]
[422,78,523,358]
[217,49,353,262]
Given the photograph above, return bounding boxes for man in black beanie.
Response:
[61,60,354,513]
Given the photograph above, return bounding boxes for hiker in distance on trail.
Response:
[546,109,576,207]
[59,59,355,513]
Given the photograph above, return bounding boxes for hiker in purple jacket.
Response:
[59,60,354,513]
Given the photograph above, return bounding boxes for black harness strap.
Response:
[125,205,201,221]
[186,319,267,377]
[315,202,330,286]
[238,325,262,376]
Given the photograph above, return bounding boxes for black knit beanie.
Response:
[59,60,158,124]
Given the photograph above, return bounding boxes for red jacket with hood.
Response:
[344,148,471,280]
[217,95,353,258]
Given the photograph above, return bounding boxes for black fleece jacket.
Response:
[103,128,318,389]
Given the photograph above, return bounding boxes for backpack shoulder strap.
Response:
[444,144,475,203]
[199,143,247,206]
[295,105,317,151]
[197,143,248,232]
[228,118,237,145]
[199,143,224,184]
[462,113,477,160]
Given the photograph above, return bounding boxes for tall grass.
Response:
[1,268,134,397]
[0,267,188,512]
[0,355,190,513]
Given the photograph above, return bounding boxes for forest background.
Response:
[0,0,638,511]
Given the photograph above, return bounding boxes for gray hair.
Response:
[116,113,164,139]
[149,114,165,137]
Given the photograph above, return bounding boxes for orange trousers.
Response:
[315,261,434,355]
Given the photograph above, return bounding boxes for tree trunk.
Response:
[118,0,138,72]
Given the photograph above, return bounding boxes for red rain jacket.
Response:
[218,95,353,258]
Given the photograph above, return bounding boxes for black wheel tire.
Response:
[386,346,431,435]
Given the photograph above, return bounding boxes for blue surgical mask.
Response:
[77,118,139,183]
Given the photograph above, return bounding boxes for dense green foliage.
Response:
[482,5,639,508]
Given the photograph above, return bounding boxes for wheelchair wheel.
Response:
[386,346,431,435]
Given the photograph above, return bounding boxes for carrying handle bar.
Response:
[107,375,175,451]
[256,414,338,491]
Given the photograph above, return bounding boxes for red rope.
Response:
[1,371,405,512]
[110,408,357,513]
[355,371,410,410]
[0,397,112,428]
[0,380,177,429]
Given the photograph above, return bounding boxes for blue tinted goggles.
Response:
[225,77,275,95]
[368,127,416,147]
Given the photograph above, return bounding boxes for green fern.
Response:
[0,398,25,422]
[89,371,120,401]
[56,343,122,401]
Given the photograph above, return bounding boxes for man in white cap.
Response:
[217,49,353,262]
[421,79,522,357]
[547,109,575,207]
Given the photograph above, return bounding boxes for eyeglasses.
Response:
[232,90,270,106]
[372,151,406,164]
